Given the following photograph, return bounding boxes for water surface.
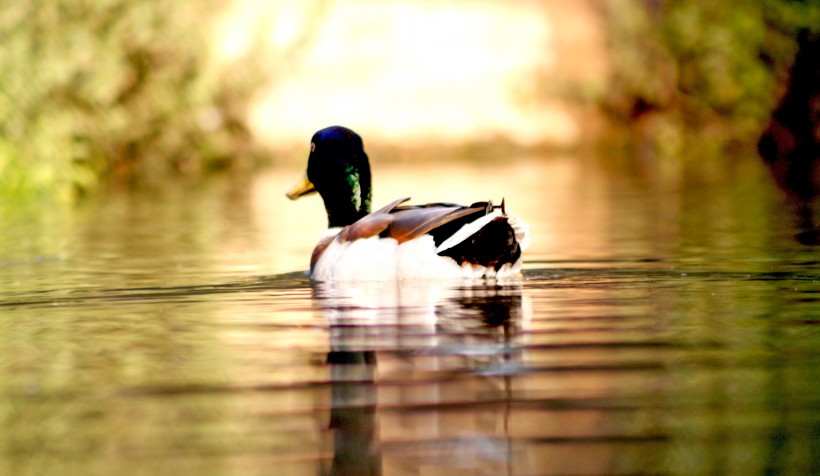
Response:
[1,155,818,475]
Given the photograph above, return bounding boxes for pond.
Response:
[0,153,817,475]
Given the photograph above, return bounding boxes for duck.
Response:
[286,126,530,281]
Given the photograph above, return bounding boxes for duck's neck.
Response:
[324,199,369,228]
[321,167,372,228]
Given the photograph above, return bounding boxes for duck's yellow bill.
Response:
[286,175,317,200]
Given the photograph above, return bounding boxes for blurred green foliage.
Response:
[599,0,819,160]
[3,0,816,200]
[0,0,264,200]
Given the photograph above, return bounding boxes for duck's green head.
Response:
[286,126,372,228]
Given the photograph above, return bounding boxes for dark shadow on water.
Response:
[793,203,820,246]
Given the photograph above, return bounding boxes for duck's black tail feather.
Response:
[436,216,522,270]
[396,199,527,270]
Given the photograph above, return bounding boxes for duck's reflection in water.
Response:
[312,281,529,476]
[325,349,380,476]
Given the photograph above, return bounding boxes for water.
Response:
[0,155,818,475]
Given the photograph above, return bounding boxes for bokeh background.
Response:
[1,0,816,199]
[1,3,819,475]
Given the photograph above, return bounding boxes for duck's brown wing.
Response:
[384,204,486,244]
[337,197,502,244]
[334,198,486,245]
[336,197,410,243]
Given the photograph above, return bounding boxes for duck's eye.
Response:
[310,142,316,152]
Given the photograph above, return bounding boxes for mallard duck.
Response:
[286,126,530,280]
